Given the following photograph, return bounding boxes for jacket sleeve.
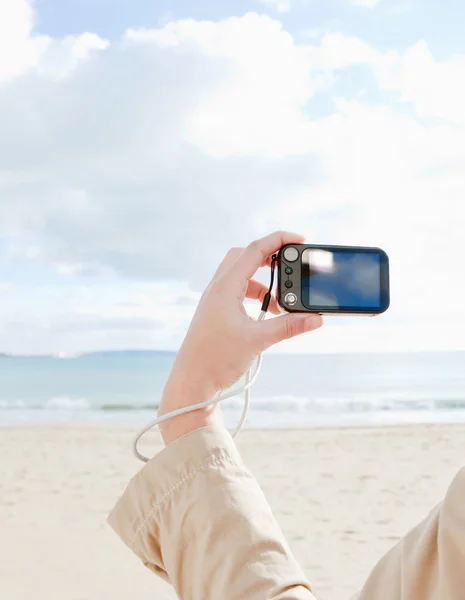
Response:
[108,425,316,600]
[108,423,465,600]
[357,467,465,600]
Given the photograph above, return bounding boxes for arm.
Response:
[108,425,465,600]
[108,425,316,600]
[109,430,465,600]
[108,231,322,599]
[108,230,465,599]
[357,467,465,600]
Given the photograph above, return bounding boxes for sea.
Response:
[1,351,465,428]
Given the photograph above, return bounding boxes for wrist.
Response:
[158,409,219,445]
[158,378,221,445]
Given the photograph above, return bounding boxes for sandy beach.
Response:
[1,423,464,600]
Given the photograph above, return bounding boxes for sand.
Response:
[1,423,464,600]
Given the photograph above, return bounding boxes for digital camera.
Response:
[277,244,390,316]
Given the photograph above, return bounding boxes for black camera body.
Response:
[277,244,390,316]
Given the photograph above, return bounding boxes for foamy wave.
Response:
[2,394,465,414]
[0,399,26,409]
[225,394,465,413]
[46,396,91,410]
[2,397,92,410]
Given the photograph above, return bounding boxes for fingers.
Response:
[212,248,280,313]
[212,247,244,280]
[259,313,323,347]
[231,231,305,281]
[245,279,280,314]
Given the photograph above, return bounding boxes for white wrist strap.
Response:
[132,310,267,462]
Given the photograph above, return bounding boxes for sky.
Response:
[1,0,465,355]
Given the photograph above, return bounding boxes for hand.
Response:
[159,231,323,444]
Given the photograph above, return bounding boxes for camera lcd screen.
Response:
[301,248,386,311]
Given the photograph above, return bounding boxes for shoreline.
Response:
[2,419,465,431]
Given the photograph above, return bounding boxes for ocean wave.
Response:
[1,397,93,410]
[46,396,91,410]
[3,395,465,413]
[227,394,465,413]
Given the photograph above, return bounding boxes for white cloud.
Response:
[126,14,322,157]
[0,0,46,81]
[0,281,200,354]
[301,33,465,125]
[1,5,465,353]
[37,32,110,80]
[255,0,292,14]
[0,0,108,82]
[378,41,465,124]
[0,12,327,294]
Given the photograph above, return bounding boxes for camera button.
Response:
[283,247,299,262]
[284,293,297,306]
[285,280,293,288]
[285,267,293,274]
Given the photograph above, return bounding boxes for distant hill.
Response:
[0,350,176,359]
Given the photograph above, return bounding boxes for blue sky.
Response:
[1,0,465,354]
[34,0,465,58]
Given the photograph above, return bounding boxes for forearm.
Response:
[108,425,315,600]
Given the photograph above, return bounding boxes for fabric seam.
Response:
[129,453,239,550]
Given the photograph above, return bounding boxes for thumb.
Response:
[259,313,323,348]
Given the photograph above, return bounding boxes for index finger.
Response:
[212,247,244,280]
[230,231,305,281]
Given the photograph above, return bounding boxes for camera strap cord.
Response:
[132,254,278,463]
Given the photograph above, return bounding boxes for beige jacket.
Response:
[108,425,465,599]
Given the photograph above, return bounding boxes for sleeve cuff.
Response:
[107,425,243,552]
